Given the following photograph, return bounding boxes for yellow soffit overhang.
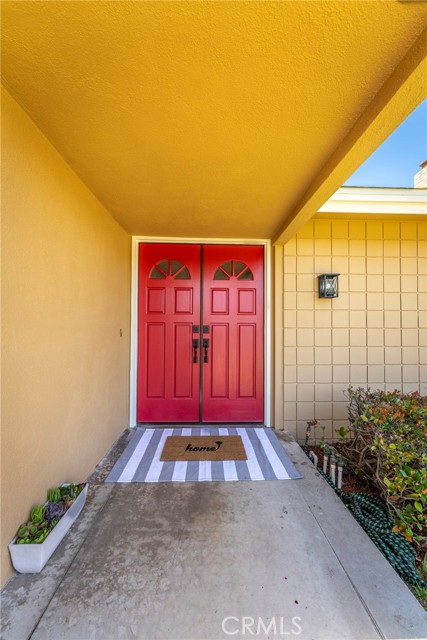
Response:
[1,2,427,242]
[274,26,427,244]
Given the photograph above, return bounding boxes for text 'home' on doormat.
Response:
[160,435,247,461]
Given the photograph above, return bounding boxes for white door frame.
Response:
[129,236,272,427]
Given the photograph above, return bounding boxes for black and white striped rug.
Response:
[106,427,301,483]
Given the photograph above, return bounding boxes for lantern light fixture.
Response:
[318,273,339,298]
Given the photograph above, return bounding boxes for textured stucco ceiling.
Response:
[1,1,426,240]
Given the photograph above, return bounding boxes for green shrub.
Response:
[345,387,427,545]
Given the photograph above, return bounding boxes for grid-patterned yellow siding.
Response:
[277,219,427,442]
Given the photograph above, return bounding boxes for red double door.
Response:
[137,244,264,423]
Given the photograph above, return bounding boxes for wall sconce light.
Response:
[318,273,339,298]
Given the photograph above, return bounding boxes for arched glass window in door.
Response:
[213,259,254,281]
[149,259,190,280]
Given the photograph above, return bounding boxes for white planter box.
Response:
[9,483,88,574]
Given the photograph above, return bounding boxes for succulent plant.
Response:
[31,505,45,523]
[49,516,61,530]
[44,501,67,521]
[47,488,61,503]
[14,482,86,544]
[60,483,85,499]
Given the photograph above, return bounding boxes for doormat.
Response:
[105,427,302,483]
[160,435,247,461]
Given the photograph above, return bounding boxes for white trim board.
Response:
[129,237,272,428]
[318,186,427,216]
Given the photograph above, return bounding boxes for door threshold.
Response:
[136,422,267,428]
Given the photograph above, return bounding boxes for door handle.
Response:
[193,339,199,363]
[203,338,209,363]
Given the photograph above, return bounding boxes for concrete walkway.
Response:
[1,431,426,640]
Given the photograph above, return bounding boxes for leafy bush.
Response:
[345,387,427,545]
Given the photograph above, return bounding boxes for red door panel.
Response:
[137,244,201,422]
[202,245,264,422]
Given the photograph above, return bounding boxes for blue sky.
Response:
[344,99,427,188]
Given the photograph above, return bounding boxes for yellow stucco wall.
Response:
[275,218,427,442]
[1,88,131,585]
